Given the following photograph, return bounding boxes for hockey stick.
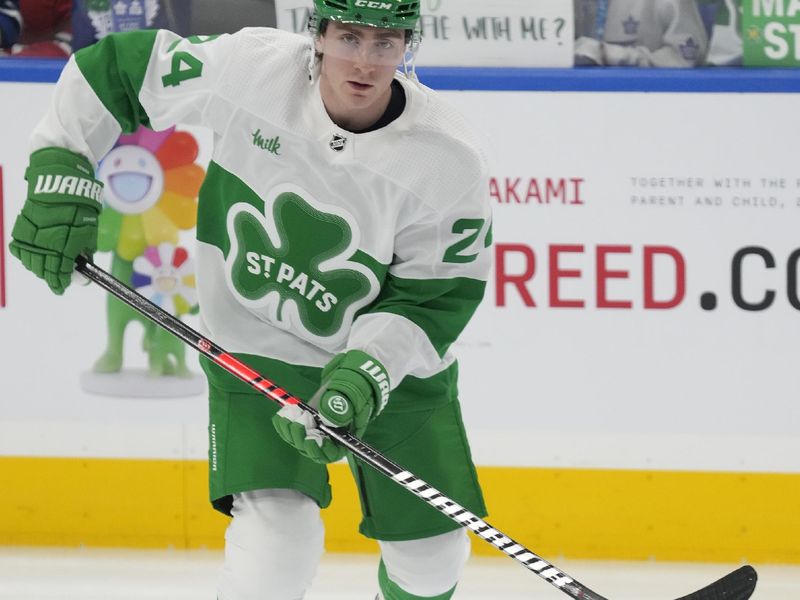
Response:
[74,256,757,600]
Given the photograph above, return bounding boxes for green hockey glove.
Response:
[272,349,390,464]
[9,147,103,295]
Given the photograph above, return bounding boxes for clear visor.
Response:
[319,26,407,67]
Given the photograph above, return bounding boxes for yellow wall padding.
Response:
[0,458,797,563]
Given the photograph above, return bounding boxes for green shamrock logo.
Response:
[225,187,377,343]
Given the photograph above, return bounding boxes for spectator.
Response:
[9,0,71,57]
[698,0,742,65]
[0,0,22,51]
[72,0,191,51]
[574,0,709,66]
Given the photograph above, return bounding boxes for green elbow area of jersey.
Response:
[74,29,157,134]
[369,274,486,359]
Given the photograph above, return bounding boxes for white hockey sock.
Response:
[217,488,324,600]
[378,528,470,598]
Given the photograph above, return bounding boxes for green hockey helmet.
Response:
[313,0,420,31]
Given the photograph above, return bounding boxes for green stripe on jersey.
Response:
[74,30,157,133]
[196,161,253,257]
[369,274,486,358]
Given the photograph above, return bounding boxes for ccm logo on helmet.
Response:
[354,1,393,9]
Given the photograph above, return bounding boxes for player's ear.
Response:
[314,35,325,54]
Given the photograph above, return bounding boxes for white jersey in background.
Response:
[574,0,709,66]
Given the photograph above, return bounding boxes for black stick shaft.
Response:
[75,256,605,599]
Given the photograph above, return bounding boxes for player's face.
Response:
[317,21,406,130]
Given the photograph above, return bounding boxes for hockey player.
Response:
[8,1,491,598]
[574,0,709,66]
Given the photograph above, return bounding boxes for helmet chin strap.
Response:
[307,42,319,84]
[307,13,321,84]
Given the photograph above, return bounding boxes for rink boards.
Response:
[0,64,798,563]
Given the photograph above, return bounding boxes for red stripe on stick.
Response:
[253,379,298,405]
[252,379,274,393]
[217,352,261,384]
[217,353,299,405]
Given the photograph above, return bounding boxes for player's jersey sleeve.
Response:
[30,29,236,164]
[347,172,492,391]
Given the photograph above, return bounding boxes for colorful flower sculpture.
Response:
[87,125,205,381]
[97,127,204,259]
[132,242,198,317]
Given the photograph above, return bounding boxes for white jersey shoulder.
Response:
[213,27,317,132]
[382,77,488,213]
[324,74,488,223]
[232,26,312,70]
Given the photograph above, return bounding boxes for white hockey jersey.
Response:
[31,28,492,406]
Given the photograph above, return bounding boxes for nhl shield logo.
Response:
[329,134,347,152]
